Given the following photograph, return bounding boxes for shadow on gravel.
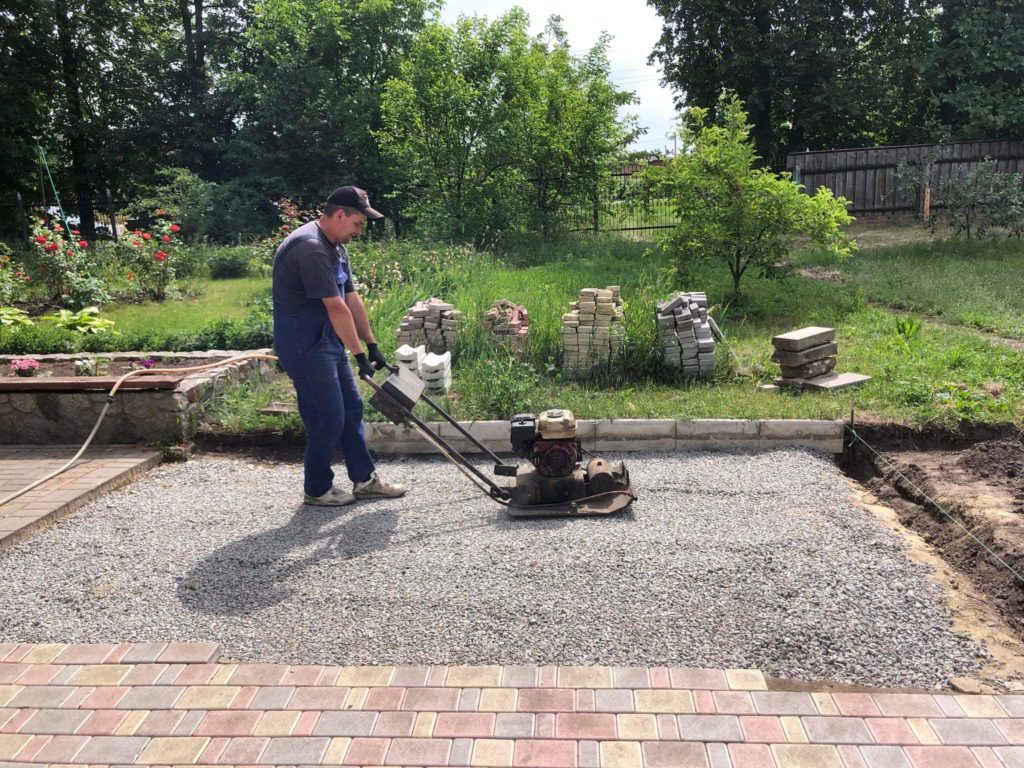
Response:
[178,503,401,616]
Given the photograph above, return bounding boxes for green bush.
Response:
[208,247,252,279]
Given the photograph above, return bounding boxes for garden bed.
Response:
[1,354,243,384]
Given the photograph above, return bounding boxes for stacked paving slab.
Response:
[561,286,624,379]
[420,351,452,395]
[772,326,871,391]
[483,299,529,350]
[396,298,460,353]
[394,344,426,375]
[656,291,717,378]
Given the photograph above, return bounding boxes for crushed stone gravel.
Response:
[0,449,986,688]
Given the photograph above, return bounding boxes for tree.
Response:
[637,94,854,300]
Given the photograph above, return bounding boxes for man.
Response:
[272,185,406,506]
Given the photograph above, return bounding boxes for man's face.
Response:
[328,209,366,244]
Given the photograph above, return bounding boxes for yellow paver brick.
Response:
[175,685,240,709]
[558,666,613,688]
[726,669,768,690]
[137,737,210,764]
[471,738,514,767]
[633,690,695,713]
[336,666,395,687]
[322,737,351,764]
[0,686,23,707]
[414,712,437,737]
[254,711,301,736]
[479,688,518,712]
[68,664,132,686]
[956,695,1006,718]
[907,717,940,744]
[446,666,502,688]
[601,740,644,768]
[209,664,237,685]
[781,716,808,743]
[812,692,839,715]
[0,735,31,761]
[771,744,844,768]
[345,687,369,710]
[21,644,66,664]
[617,714,659,740]
[115,710,148,735]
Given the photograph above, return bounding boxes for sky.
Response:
[438,0,681,155]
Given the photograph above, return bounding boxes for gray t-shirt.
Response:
[271,221,355,315]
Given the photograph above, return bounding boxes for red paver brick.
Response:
[12,665,62,685]
[291,710,321,736]
[194,710,262,737]
[576,689,596,712]
[403,686,463,712]
[1,707,37,733]
[156,642,220,664]
[434,712,497,738]
[386,736,452,765]
[17,734,52,762]
[0,644,19,662]
[135,710,187,737]
[729,745,774,768]
[834,694,883,717]
[102,643,134,665]
[518,688,576,713]
[875,695,943,718]
[197,735,230,764]
[220,736,270,764]
[342,736,390,765]
[740,715,785,743]
[554,713,615,740]
[281,665,323,687]
[657,714,680,740]
[371,711,416,737]
[650,667,671,688]
[361,686,405,711]
[838,744,868,768]
[694,690,716,714]
[866,718,919,745]
[642,740,708,767]
[0,665,27,685]
[970,747,1003,768]
[231,685,259,710]
[176,664,219,686]
[538,666,557,687]
[513,738,578,767]
[80,686,129,709]
[904,745,982,767]
[76,709,130,736]
[996,719,1024,745]
[3,645,33,663]
[229,664,289,687]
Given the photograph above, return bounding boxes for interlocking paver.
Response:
[903,745,984,767]
[956,696,1007,719]
[116,685,184,709]
[495,713,534,738]
[928,718,1006,746]
[772,743,844,767]
[595,689,634,713]
[617,714,658,740]
[21,708,89,735]
[254,710,300,737]
[6,686,74,709]
[752,691,817,716]
[481,688,519,712]
[386,736,453,765]
[136,735,210,763]
[435,712,497,738]
[72,735,148,763]
[669,668,727,690]
[676,714,743,742]
[312,711,378,737]
[342,736,390,765]
[156,642,220,664]
[641,740,708,767]
[260,735,330,764]
[514,738,578,767]
[473,738,515,767]
[194,709,262,736]
[32,734,88,763]
[133,709,185,736]
[860,745,912,768]
[67,665,131,686]
[221,735,271,763]
[174,685,240,709]
[634,689,695,714]
[287,685,349,710]
[448,666,502,688]
[371,711,416,737]
[713,691,756,714]
[52,644,116,665]
[866,717,919,745]
[0,734,31,761]
[875,695,944,718]
[553,713,615,740]
[801,716,874,744]
[228,663,288,686]
[460,687,482,711]
[600,740,644,768]
[250,685,295,710]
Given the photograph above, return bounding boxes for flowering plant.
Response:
[10,358,40,377]
[27,215,106,306]
[0,242,31,305]
[127,357,157,371]
[117,213,178,299]
[248,197,318,276]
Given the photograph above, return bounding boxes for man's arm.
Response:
[322,295,364,352]
[345,290,376,344]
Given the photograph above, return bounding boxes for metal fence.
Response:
[556,171,679,235]
[786,139,1024,215]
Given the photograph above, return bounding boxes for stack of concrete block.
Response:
[420,351,452,395]
[771,326,870,391]
[656,291,716,378]
[394,344,426,375]
[484,299,529,350]
[396,298,461,353]
[561,286,625,378]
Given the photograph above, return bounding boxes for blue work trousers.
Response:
[273,306,375,497]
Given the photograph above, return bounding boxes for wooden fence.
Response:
[785,140,1024,215]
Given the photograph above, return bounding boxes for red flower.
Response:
[280,225,290,231]
[34,235,47,244]
[23,276,30,282]
[72,229,80,235]
[170,224,181,233]
[131,240,142,248]
[142,233,152,241]
[161,235,171,243]
[78,240,89,248]
[127,271,134,280]
[134,229,142,235]
[44,242,59,252]
[14,271,21,277]
[154,250,167,261]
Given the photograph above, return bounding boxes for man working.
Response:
[272,185,406,506]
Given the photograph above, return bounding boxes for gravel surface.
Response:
[0,449,986,687]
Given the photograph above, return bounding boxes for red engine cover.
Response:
[531,439,580,477]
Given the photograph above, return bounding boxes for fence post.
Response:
[105,188,118,241]
[793,165,802,185]
[922,182,931,222]
[16,192,29,240]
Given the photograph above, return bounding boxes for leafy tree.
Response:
[637,94,854,300]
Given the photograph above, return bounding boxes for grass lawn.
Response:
[194,226,1024,430]
[102,277,268,334]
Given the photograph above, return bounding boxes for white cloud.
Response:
[438,0,680,153]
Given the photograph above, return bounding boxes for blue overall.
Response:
[273,249,375,497]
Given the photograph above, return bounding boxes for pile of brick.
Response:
[771,326,870,391]
[420,351,452,395]
[656,291,717,378]
[394,344,426,374]
[396,298,460,353]
[483,299,529,350]
[561,286,624,378]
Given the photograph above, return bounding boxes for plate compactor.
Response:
[361,366,636,517]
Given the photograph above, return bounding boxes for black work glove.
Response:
[366,342,393,372]
[354,352,377,379]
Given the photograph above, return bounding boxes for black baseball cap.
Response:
[326,185,384,220]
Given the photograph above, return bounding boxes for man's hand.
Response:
[366,343,392,372]
[354,353,377,379]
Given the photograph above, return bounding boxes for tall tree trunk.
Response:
[54,0,95,238]
[179,0,215,175]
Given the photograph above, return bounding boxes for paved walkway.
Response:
[1,644,1023,767]
[0,446,160,550]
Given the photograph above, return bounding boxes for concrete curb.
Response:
[366,418,845,455]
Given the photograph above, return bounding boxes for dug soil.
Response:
[843,424,1024,685]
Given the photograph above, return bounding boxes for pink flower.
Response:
[170,224,181,233]
[161,235,171,243]
[72,229,80,235]
[154,250,167,261]
[142,233,152,241]
[280,225,290,231]
[34,235,47,244]
[44,242,59,252]
[78,240,89,248]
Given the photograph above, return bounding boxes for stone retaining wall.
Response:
[0,350,274,445]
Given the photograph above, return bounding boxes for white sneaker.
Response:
[353,472,407,499]
[303,486,356,506]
